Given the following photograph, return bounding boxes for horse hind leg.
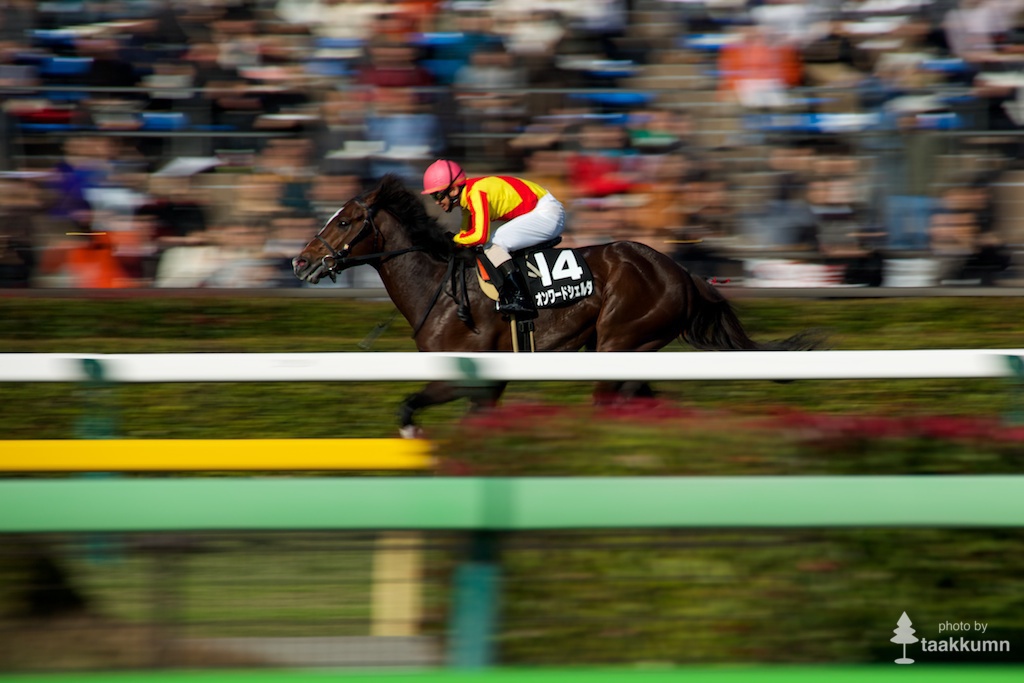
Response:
[592,380,656,405]
[467,381,508,413]
[588,337,661,402]
[621,380,655,398]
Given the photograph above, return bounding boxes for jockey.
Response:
[421,159,565,319]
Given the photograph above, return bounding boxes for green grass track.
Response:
[2,667,1023,683]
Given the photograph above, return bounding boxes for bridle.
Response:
[312,195,469,337]
[315,198,423,282]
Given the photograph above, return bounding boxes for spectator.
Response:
[744,174,820,250]
[79,37,141,94]
[83,169,155,283]
[283,0,393,46]
[231,172,289,224]
[354,35,435,90]
[0,34,38,170]
[54,231,134,288]
[679,165,734,236]
[310,88,373,174]
[0,174,42,287]
[944,0,1024,64]
[202,218,281,288]
[453,43,528,164]
[365,86,443,184]
[564,120,644,246]
[156,216,278,288]
[944,0,1024,137]
[256,138,317,212]
[140,173,213,251]
[309,171,363,222]
[494,10,567,85]
[0,0,36,45]
[568,120,641,199]
[46,136,116,234]
[929,172,1013,283]
[752,0,832,50]
[717,22,803,108]
[153,229,222,288]
[426,11,503,85]
[184,40,262,149]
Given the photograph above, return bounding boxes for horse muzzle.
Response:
[292,256,325,284]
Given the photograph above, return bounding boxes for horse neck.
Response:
[373,217,451,328]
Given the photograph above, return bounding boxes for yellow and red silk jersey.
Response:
[453,176,549,247]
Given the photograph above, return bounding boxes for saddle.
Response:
[474,238,596,309]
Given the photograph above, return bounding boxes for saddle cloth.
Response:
[476,246,595,309]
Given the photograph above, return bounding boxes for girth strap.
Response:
[409,256,476,339]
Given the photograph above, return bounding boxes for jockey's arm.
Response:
[452,188,491,247]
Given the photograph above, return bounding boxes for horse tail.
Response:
[681,272,826,351]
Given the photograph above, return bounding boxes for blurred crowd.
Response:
[2,0,1024,289]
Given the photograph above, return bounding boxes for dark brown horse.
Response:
[293,174,823,435]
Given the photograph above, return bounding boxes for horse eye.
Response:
[338,220,350,228]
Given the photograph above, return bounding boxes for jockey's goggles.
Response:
[430,189,449,202]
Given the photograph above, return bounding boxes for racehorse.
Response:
[292,173,824,435]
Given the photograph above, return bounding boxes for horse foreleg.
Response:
[397,381,453,438]
[396,380,508,438]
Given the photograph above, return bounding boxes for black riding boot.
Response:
[496,261,538,319]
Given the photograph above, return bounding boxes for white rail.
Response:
[1,350,1023,382]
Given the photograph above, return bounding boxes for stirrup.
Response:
[497,298,538,319]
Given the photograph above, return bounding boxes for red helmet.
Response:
[421,159,466,195]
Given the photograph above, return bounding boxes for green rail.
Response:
[3,475,1024,532]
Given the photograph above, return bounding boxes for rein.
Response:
[317,199,425,281]
[327,245,425,270]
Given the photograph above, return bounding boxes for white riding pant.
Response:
[485,193,566,267]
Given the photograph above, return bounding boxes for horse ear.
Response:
[364,174,394,209]
[363,188,380,208]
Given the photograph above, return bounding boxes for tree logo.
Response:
[891,612,919,664]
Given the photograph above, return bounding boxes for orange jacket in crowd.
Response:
[717,31,802,96]
[61,233,132,288]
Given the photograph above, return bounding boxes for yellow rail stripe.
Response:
[0,439,433,472]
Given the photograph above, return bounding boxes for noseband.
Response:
[315,199,378,282]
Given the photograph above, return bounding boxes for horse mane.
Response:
[367,174,455,261]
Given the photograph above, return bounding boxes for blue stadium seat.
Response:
[18,122,80,133]
[305,58,351,78]
[313,37,365,51]
[38,56,93,101]
[141,112,189,131]
[567,91,656,108]
[39,56,93,77]
[30,29,78,50]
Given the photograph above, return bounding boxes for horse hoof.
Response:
[399,425,425,439]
